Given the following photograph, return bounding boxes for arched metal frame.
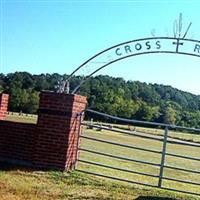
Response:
[72,36,200,196]
[68,37,200,94]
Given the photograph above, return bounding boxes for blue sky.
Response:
[1,0,200,94]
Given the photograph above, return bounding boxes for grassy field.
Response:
[5,112,37,124]
[0,162,199,200]
[2,113,200,199]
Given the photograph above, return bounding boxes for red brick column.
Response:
[0,93,9,120]
[34,91,87,171]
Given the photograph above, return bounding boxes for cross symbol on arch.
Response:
[172,38,184,53]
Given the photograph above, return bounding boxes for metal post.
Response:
[73,112,84,170]
[65,81,70,94]
[158,127,168,188]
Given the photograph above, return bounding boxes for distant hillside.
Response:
[0,72,200,128]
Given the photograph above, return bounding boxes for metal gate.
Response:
[75,109,200,197]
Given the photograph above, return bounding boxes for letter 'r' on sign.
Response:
[194,44,200,53]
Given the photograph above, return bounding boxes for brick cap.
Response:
[0,93,9,98]
[40,91,87,104]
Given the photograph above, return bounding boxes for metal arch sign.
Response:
[69,37,200,94]
[112,37,200,58]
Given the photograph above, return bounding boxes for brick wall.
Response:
[0,94,9,120]
[0,91,87,171]
[0,121,36,165]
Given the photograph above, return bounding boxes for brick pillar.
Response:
[34,91,87,171]
[0,93,9,120]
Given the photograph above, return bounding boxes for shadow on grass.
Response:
[0,161,33,171]
[136,197,176,200]
[0,161,55,172]
[0,161,66,172]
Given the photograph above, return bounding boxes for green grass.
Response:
[5,112,37,124]
[0,162,199,200]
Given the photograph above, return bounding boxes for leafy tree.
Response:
[24,91,39,114]
[1,72,200,128]
[163,106,177,124]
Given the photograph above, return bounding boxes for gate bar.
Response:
[86,109,200,133]
[81,135,162,154]
[164,165,200,174]
[79,148,160,167]
[162,176,200,186]
[166,140,200,148]
[78,159,159,178]
[76,169,157,187]
[81,122,164,142]
[166,152,200,161]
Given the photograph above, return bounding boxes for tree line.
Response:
[0,72,200,128]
